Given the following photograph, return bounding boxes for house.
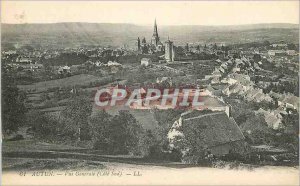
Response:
[4,50,17,55]
[211,68,222,77]
[168,111,247,156]
[218,67,225,74]
[215,59,222,63]
[255,108,284,130]
[156,77,172,86]
[16,57,32,64]
[227,59,233,65]
[58,66,71,74]
[141,58,152,67]
[221,63,228,70]
[95,61,103,67]
[268,50,286,56]
[253,63,262,70]
[107,61,122,67]
[221,77,237,85]
[265,113,282,130]
[232,67,240,73]
[278,94,299,111]
[223,83,247,96]
[106,61,123,73]
[210,76,220,84]
[197,96,230,116]
[19,63,43,72]
[70,65,80,73]
[271,43,287,48]
[286,50,296,56]
[227,73,252,86]
[202,85,215,96]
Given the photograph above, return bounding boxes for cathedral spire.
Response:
[153,18,158,37]
[151,18,160,47]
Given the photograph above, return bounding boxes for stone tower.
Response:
[165,37,175,62]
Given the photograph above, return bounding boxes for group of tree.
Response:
[264,81,299,96]
[26,95,161,156]
[2,65,27,135]
[89,110,151,155]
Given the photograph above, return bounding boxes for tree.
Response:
[61,95,92,141]
[89,110,112,151]
[185,43,189,52]
[263,40,270,46]
[287,43,296,50]
[213,43,218,50]
[107,111,143,154]
[221,45,225,51]
[90,110,148,155]
[27,111,62,141]
[152,109,184,155]
[253,54,261,63]
[171,120,207,164]
[2,65,27,134]
[142,45,149,54]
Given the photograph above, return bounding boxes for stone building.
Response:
[165,38,176,62]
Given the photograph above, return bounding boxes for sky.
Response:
[1,1,299,25]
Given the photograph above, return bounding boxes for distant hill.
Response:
[1,22,299,49]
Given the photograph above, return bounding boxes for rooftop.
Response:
[180,111,245,148]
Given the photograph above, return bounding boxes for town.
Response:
[2,19,299,170]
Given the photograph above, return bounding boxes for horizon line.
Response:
[2,22,299,26]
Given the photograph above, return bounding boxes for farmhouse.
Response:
[168,111,247,156]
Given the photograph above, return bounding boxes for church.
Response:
[137,19,164,54]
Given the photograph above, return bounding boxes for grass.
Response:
[2,140,104,171]
[2,139,191,171]
[2,139,84,153]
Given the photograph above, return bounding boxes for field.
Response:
[17,74,103,92]
[17,74,124,112]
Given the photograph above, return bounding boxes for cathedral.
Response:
[137,19,164,54]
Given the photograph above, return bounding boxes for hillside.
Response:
[1,22,299,48]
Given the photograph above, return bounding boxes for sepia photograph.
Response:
[1,1,299,185]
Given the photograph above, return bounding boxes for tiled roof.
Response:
[180,111,245,148]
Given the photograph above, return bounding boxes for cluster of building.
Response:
[137,19,164,54]
[203,54,298,131]
[137,19,176,62]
